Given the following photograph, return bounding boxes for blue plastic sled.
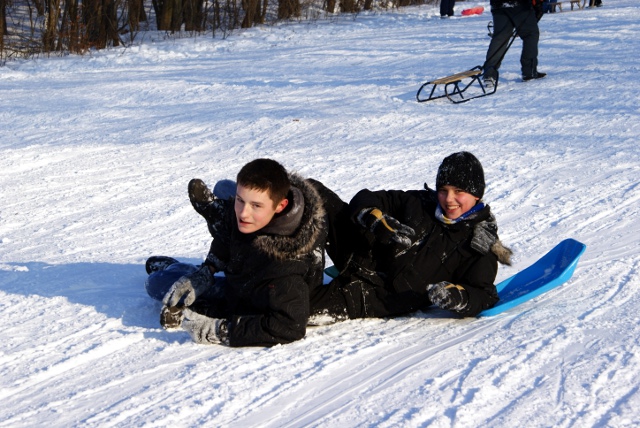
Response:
[478,238,586,317]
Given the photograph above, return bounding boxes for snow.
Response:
[1,1,639,426]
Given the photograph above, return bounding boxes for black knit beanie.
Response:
[435,152,485,199]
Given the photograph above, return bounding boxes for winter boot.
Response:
[145,256,179,275]
[188,178,215,217]
[523,72,547,81]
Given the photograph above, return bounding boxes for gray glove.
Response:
[162,264,214,308]
[358,208,415,248]
[471,214,499,255]
[427,281,469,313]
[182,308,228,345]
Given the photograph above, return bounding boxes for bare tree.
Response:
[153,0,182,31]
[1,0,7,38]
[241,0,260,28]
[184,0,204,31]
[339,0,359,13]
[83,0,120,48]
[43,0,62,51]
[128,0,147,32]
[278,0,299,20]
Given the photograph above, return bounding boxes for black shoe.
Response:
[145,256,179,275]
[523,72,547,81]
[160,305,184,330]
[188,178,215,215]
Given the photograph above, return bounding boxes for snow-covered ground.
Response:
[1,1,639,426]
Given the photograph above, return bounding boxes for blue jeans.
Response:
[145,262,198,302]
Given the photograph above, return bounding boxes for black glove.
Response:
[163,264,214,308]
[182,309,228,345]
[160,305,184,330]
[427,282,469,313]
[358,208,415,247]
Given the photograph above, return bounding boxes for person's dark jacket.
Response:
[345,186,511,317]
[491,0,532,9]
[196,173,327,347]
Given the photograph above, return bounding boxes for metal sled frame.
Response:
[416,66,498,104]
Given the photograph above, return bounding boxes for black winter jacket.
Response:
[491,0,532,9]
[347,187,511,317]
[198,173,327,347]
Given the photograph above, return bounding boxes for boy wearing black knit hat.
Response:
[309,152,511,323]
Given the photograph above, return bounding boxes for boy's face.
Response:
[234,184,288,234]
[437,185,479,220]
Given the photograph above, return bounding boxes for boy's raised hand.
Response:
[359,208,415,247]
[162,264,214,308]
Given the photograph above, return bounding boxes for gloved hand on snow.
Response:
[162,264,214,308]
[358,208,415,248]
[427,282,469,313]
[182,308,228,345]
[160,305,184,330]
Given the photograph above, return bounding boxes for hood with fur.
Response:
[253,173,326,261]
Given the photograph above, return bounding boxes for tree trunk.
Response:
[57,0,80,52]
[105,0,119,46]
[325,0,336,13]
[340,0,359,13]
[34,0,46,16]
[277,0,300,20]
[1,0,7,39]
[241,0,257,28]
[43,0,61,51]
[171,0,183,31]
[184,0,204,31]
[83,0,120,49]
[128,0,147,32]
[156,0,174,30]
[260,0,267,24]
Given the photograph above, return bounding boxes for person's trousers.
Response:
[483,6,540,79]
[145,262,198,302]
[440,0,456,16]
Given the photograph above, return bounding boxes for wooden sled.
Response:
[416,66,497,104]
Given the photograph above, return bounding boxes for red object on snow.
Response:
[461,6,484,16]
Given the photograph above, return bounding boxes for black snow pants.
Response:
[483,5,540,79]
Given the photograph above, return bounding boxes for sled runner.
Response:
[416,66,497,104]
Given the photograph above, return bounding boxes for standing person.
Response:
[440,0,456,18]
[145,158,327,347]
[482,0,545,87]
[309,152,512,324]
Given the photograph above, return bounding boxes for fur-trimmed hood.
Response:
[252,173,326,260]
